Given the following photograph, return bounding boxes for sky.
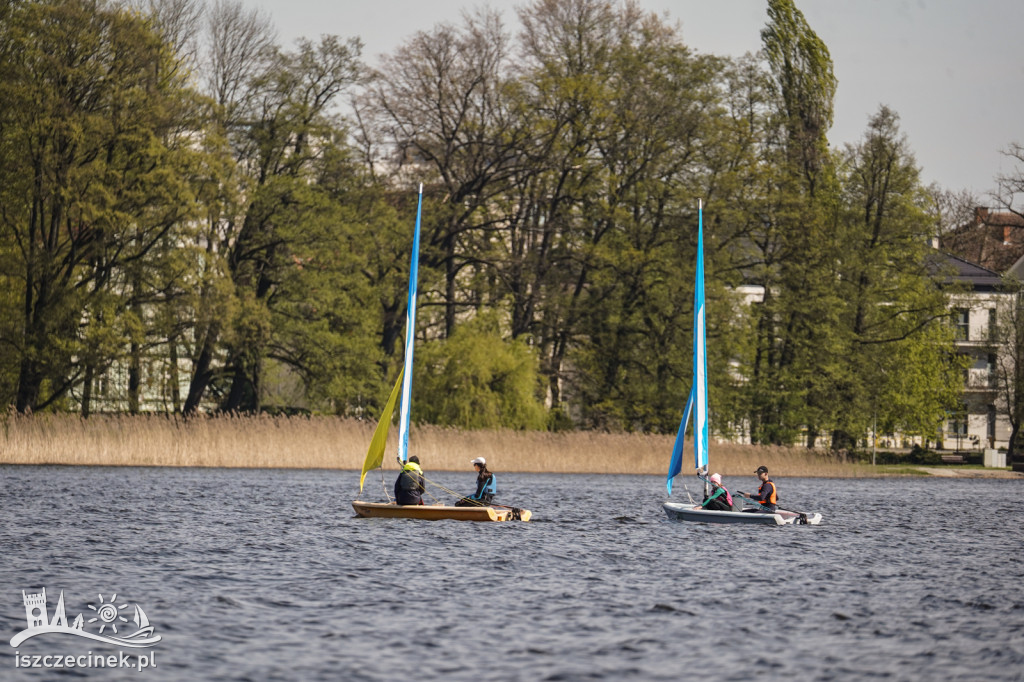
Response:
[245,0,1024,201]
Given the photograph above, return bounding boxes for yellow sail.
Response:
[359,367,404,492]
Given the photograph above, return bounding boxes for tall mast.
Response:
[694,199,708,476]
[397,184,423,463]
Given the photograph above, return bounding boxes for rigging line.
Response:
[733,491,773,513]
[679,477,697,506]
[379,467,393,504]
[381,467,515,508]
[389,464,449,504]
[417,471,505,507]
[421,484,444,505]
[417,473,466,501]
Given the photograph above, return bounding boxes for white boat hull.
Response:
[663,502,821,525]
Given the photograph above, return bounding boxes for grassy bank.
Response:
[0,413,879,477]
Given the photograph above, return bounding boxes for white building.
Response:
[938,253,1010,451]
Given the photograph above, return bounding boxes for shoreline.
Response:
[1,413,1022,479]
[1,461,1021,479]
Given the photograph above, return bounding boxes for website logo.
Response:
[11,588,161,649]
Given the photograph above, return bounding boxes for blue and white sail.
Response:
[397,184,424,464]
[667,200,709,494]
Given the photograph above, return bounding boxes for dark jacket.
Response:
[469,471,496,503]
[394,462,425,505]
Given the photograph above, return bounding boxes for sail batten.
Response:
[397,184,424,464]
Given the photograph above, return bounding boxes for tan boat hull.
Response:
[352,501,531,522]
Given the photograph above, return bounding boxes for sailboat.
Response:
[352,185,531,523]
[662,201,821,526]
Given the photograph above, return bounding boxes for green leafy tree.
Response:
[183,23,364,413]
[0,0,202,412]
[414,313,547,429]
[831,106,961,448]
[261,149,386,414]
[744,0,841,445]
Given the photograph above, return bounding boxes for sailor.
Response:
[741,465,778,512]
[394,455,425,505]
[455,457,496,507]
[700,473,733,511]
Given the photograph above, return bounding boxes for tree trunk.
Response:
[183,327,218,415]
[15,356,41,414]
[222,353,259,413]
[444,231,456,338]
[168,338,181,413]
[81,364,94,418]
[1008,422,1020,464]
[128,339,141,414]
[222,363,248,412]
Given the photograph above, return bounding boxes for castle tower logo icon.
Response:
[11,588,161,649]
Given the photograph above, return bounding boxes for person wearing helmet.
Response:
[738,465,777,512]
[699,472,733,511]
[455,457,497,507]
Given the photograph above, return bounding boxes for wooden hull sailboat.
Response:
[352,185,531,523]
[662,201,822,526]
[352,501,531,522]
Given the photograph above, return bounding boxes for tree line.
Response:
[0,0,975,448]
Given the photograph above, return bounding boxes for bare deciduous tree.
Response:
[993,142,1024,221]
[992,280,1024,468]
[204,0,276,115]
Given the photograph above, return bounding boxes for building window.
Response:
[948,402,968,447]
[988,308,997,340]
[948,415,967,436]
[955,308,969,341]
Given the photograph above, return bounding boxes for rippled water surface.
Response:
[2,466,1023,681]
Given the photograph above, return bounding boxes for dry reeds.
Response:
[0,413,868,477]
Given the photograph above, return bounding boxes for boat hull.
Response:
[352,501,531,522]
[663,502,821,525]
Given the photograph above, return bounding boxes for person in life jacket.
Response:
[455,457,496,507]
[700,472,734,511]
[741,465,778,512]
[394,455,425,505]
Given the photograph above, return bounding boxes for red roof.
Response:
[940,207,1024,274]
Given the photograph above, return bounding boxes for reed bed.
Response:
[0,413,870,477]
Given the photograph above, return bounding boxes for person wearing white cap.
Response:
[454,457,497,507]
[699,472,733,511]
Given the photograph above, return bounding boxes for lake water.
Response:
[1,466,1022,681]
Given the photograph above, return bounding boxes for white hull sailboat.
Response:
[352,185,530,523]
[662,503,821,525]
[662,201,821,526]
